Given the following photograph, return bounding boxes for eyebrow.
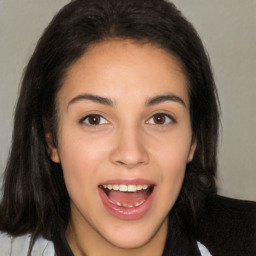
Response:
[68,93,114,107]
[146,94,187,108]
[67,93,186,109]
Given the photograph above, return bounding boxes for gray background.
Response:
[0,0,255,201]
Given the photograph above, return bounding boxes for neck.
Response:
[65,207,168,256]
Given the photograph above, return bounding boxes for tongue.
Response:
[107,190,149,205]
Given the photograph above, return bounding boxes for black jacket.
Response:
[197,195,256,256]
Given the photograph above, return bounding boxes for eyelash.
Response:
[80,113,176,128]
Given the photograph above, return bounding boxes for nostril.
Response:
[115,160,145,169]
[116,161,125,165]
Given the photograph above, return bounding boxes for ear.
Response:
[187,140,197,163]
[45,133,60,163]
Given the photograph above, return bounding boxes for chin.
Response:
[98,216,168,250]
[105,230,154,249]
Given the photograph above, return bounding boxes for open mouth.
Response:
[99,184,154,208]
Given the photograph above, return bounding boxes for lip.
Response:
[99,178,155,186]
[98,179,156,220]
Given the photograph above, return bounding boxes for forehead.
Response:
[58,39,189,107]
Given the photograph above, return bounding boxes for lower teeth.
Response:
[111,200,145,208]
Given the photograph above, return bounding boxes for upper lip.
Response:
[99,178,155,186]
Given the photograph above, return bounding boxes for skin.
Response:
[49,39,196,256]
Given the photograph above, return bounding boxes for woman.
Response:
[0,0,255,255]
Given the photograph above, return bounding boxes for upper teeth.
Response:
[102,184,150,192]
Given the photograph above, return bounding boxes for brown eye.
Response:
[153,114,167,125]
[82,114,108,126]
[147,113,175,126]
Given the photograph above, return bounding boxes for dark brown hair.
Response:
[0,0,219,250]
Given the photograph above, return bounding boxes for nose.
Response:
[109,126,149,169]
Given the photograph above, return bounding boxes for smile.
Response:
[102,184,151,192]
[98,181,155,220]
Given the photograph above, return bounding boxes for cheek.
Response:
[152,129,192,171]
[157,146,187,189]
[155,149,188,213]
[151,131,192,194]
[58,125,107,168]
[56,130,106,200]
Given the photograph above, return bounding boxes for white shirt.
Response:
[0,233,54,256]
[0,232,212,256]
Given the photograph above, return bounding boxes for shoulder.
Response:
[197,194,256,256]
[0,232,55,256]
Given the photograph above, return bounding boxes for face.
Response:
[49,39,196,252]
